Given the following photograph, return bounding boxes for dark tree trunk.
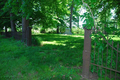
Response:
[57,25,59,34]
[70,0,74,33]
[26,27,32,46]
[5,26,7,37]
[104,24,107,34]
[10,13,16,37]
[22,17,29,42]
[104,5,107,34]
[116,23,117,29]
[77,17,79,34]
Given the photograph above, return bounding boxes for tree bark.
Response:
[70,0,74,33]
[57,24,59,34]
[26,27,32,46]
[10,13,16,37]
[82,28,91,79]
[22,17,29,42]
[104,5,107,34]
[78,16,79,28]
[5,26,7,37]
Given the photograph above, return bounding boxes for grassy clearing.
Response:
[1,33,119,80]
[0,34,84,80]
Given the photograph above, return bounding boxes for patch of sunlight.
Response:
[72,35,84,38]
[70,46,76,48]
[58,40,68,43]
[108,35,120,41]
[42,41,66,46]
[62,44,66,46]
[112,37,120,41]
[42,41,57,45]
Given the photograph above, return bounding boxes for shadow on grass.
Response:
[0,34,84,80]
[30,33,84,67]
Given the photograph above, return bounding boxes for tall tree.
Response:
[70,0,74,33]
[0,0,11,32]
[10,13,17,36]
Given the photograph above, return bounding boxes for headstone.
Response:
[64,28,72,35]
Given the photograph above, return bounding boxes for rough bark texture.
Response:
[70,1,74,33]
[22,17,29,42]
[10,13,16,36]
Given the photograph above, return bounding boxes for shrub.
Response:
[72,28,84,34]
[60,26,66,33]
[32,36,42,46]
[40,28,46,33]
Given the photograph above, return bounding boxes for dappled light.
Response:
[0,34,84,80]
[0,0,120,80]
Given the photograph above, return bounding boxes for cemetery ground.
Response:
[0,33,84,80]
[0,33,120,80]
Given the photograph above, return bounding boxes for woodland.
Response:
[0,0,120,80]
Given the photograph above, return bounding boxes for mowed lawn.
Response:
[0,34,84,80]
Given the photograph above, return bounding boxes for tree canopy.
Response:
[0,0,120,33]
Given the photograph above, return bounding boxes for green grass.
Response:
[1,33,119,80]
[0,34,84,80]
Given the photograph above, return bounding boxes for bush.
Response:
[60,27,66,33]
[40,28,46,33]
[46,28,57,34]
[72,28,84,34]
[32,36,42,46]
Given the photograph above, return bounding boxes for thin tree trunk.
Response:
[104,11,106,34]
[70,0,74,33]
[116,23,117,29]
[5,26,7,37]
[22,17,29,42]
[104,5,107,34]
[78,16,79,28]
[10,13,16,37]
[57,24,59,34]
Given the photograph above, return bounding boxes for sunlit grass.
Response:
[1,33,119,79]
[0,34,84,80]
[42,41,66,46]
[109,35,120,41]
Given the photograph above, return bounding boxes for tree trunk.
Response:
[5,26,7,37]
[10,13,16,37]
[78,16,79,28]
[22,17,29,42]
[57,24,59,34]
[82,28,91,79]
[26,27,32,46]
[70,0,74,33]
[104,5,107,34]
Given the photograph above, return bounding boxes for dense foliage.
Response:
[0,0,120,79]
[0,0,120,33]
